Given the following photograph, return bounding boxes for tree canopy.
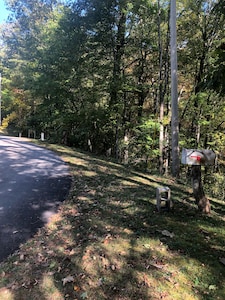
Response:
[0,0,225,181]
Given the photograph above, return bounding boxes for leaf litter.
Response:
[0,143,224,300]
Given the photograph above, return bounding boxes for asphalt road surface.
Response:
[0,135,72,262]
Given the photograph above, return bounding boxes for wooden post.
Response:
[191,165,211,213]
[41,132,44,141]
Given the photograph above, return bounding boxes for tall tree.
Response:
[170,0,179,177]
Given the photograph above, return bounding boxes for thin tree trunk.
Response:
[170,0,180,177]
[110,11,126,160]
[110,11,126,106]
[191,165,211,213]
[164,126,169,174]
[163,9,171,174]
[158,0,170,175]
[158,0,164,174]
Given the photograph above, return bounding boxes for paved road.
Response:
[0,135,72,262]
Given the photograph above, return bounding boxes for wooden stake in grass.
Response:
[191,165,211,214]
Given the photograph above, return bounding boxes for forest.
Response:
[0,0,225,191]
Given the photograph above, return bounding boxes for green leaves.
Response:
[1,0,225,175]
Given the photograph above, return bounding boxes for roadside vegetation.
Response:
[0,1,225,298]
[0,142,224,300]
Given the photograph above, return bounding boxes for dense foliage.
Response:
[0,0,225,182]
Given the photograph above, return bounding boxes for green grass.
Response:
[0,142,224,300]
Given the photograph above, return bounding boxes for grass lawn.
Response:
[0,142,224,300]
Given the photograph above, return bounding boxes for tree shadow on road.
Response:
[0,136,72,261]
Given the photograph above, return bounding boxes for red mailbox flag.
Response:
[181,149,216,166]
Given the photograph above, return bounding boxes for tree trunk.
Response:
[158,0,164,175]
[191,165,211,213]
[170,0,180,177]
[110,11,126,160]
[157,0,170,174]
[110,11,126,106]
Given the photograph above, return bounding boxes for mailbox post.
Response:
[181,148,215,213]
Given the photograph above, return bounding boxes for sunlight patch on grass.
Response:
[41,274,64,300]
[64,156,89,167]
[135,270,195,300]
[46,213,63,230]
[0,288,14,300]
[128,236,225,299]
[77,195,92,202]
[127,175,152,186]
[0,143,224,300]
[78,234,203,299]
[82,170,98,177]
[120,179,139,187]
